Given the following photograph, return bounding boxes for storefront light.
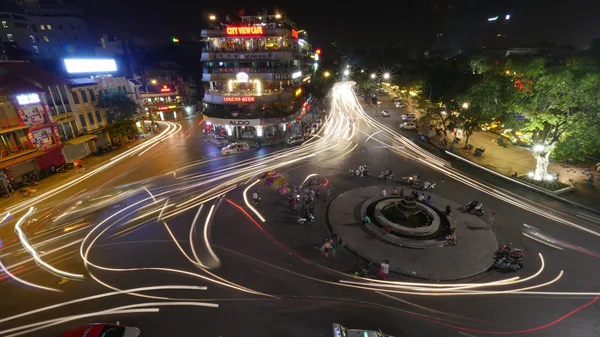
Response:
[256,125,263,137]
[159,111,165,121]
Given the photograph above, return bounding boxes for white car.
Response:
[399,122,416,130]
[380,110,390,117]
[333,323,393,337]
[401,113,417,120]
[221,142,250,155]
[286,135,305,146]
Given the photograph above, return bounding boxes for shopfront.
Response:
[203,115,262,139]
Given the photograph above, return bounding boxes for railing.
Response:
[202,46,295,53]
[203,67,298,74]
[206,87,296,96]
[0,143,34,159]
[0,118,25,130]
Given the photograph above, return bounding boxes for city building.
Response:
[0,0,92,59]
[483,13,512,49]
[140,81,183,121]
[200,13,311,139]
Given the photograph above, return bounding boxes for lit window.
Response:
[33,46,39,53]
[29,35,35,43]
[47,24,52,30]
[2,21,7,28]
[43,36,49,42]
[7,34,13,42]
[40,25,45,30]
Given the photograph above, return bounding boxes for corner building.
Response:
[200,14,311,139]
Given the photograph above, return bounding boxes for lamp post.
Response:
[145,80,157,124]
[145,79,157,94]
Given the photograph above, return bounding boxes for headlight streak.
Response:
[13,207,84,280]
[0,260,61,292]
[243,179,266,222]
[523,232,565,250]
[189,205,207,268]
[202,205,221,266]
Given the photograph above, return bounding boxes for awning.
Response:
[0,125,29,135]
[0,150,46,169]
[65,134,97,145]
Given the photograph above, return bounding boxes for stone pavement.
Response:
[328,185,498,281]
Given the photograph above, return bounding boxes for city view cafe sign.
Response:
[226,26,264,36]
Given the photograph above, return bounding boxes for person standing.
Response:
[392,187,398,195]
[487,212,496,229]
[445,205,451,216]
[380,188,387,197]
[379,259,390,279]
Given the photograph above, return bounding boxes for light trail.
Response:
[0,260,61,292]
[243,179,266,222]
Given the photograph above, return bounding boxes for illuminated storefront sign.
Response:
[226,26,264,36]
[160,85,172,92]
[273,73,290,80]
[64,58,117,73]
[292,71,302,79]
[203,115,261,126]
[223,96,255,103]
[236,72,249,83]
[215,53,273,60]
[291,29,299,39]
[16,93,41,105]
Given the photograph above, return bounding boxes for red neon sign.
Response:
[160,85,171,92]
[315,49,321,54]
[291,29,298,39]
[226,26,264,36]
[159,106,169,111]
[223,96,256,103]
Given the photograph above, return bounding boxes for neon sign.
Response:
[291,29,298,39]
[226,26,264,36]
[16,93,41,105]
[223,96,255,103]
[160,85,171,92]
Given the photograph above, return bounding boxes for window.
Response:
[79,90,88,103]
[58,24,63,30]
[121,86,127,93]
[95,111,102,125]
[40,24,45,30]
[2,21,7,28]
[71,91,79,104]
[29,35,35,43]
[6,34,13,42]
[87,112,94,126]
[79,114,87,127]
[32,25,37,32]
[43,36,49,42]
[32,46,39,53]
[88,89,96,101]
[15,22,27,28]
[47,25,52,30]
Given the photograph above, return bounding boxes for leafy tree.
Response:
[106,119,138,140]
[513,57,600,180]
[97,90,139,122]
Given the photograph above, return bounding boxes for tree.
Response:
[514,57,600,180]
[106,119,138,140]
[97,90,139,122]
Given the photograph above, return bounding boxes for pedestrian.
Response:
[380,188,387,197]
[330,242,337,258]
[445,205,451,216]
[378,259,390,279]
[487,212,496,229]
[399,188,404,196]
[392,187,398,195]
[362,215,371,226]
[418,193,425,202]
[315,189,320,199]
[425,196,432,205]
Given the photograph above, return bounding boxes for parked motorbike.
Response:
[298,213,315,225]
[378,171,394,180]
[466,200,484,216]
[286,195,300,210]
[493,257,523,273]
[495,243,524,261]
[19,188,37,197]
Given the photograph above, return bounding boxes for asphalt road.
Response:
[1,84,600,337]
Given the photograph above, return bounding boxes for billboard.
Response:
[18,104,49,127]
[64,59,117,73]
[29,127,56,149]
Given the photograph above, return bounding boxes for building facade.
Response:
[0,0,91,59]
[200,14,311,139]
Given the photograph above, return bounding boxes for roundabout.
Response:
[328,186,499,280]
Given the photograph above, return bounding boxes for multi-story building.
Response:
[483,14,512,49]
[0,0,91,59]
[200,13,311,139]
[140,81,183,121]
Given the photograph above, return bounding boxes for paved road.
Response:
[1,84,600,337]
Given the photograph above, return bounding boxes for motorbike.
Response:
[378,172,394,180]
[422,181,436,190]
[495,243,524,261]
[349,169,359,178]
[19,188,37,197]
[286,195,300,209]
[298,213,315,225]
[493,257,523,273]
[402,175,420,186]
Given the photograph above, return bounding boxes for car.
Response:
[380,110,390,117]
[400,113,417,120]
[399,122,416,130]
[286,135,305,146]
[221,142,250,155]
[333,323,393,337]
[61,323,140,337]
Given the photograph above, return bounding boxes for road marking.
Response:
[577,212,600,225]
[458,331,477,337]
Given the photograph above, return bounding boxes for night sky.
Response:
[72,0,600,51]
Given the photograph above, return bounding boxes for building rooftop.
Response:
[0,61,68,87]
[66,77,98,87]
[0,74,43,96]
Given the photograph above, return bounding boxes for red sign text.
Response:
[291,29,298,39]
[223,96,256,103]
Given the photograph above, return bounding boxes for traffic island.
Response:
[328,186,499,281]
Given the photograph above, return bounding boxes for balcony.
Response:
[203,89,297,105]
[201,68,301,82]
[0,118,28,134]
[201,49,296,62]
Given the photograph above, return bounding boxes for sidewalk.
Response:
[420,128,600,208]
[327,186,498,281]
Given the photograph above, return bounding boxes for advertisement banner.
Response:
[18,104,49,127]
[29,127,56,149]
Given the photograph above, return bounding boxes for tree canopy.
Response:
[97,90,139,122]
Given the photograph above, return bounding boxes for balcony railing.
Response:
[0,118,26,130]
[0,143,35,159]
[206,86,296,96]
[203,67,298,74]
[202,46,296,53]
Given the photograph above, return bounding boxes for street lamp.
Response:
[209,14,216,21]
[275,13,282,19]
[323,71,330,78]
[370,73,376,79]
[461,102,469,109]
[343,69,350,76]
[145,79,157,94]
[383,73,390,80]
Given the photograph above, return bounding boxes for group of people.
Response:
[319,234,343,258]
